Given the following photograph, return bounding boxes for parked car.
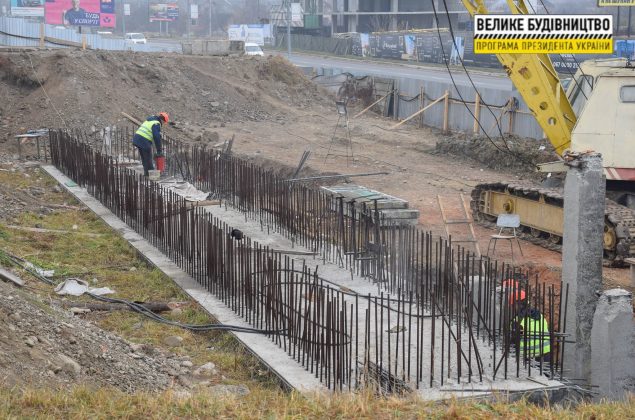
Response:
[125,33,147,44]
[244,43,264,56]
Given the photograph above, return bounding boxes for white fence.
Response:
[0,17,181,53]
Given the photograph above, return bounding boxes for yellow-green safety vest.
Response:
[518,315,551,358]
[135,120,160,143]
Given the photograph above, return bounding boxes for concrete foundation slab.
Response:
[42,164,564,400]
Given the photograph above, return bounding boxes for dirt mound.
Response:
[257,55,308,86]
[0,55,40,88]
[434,134,559,177]
[0,279,185,392]
[0,50,330,151]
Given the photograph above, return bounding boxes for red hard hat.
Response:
[500,279,526,304]
[158,112,169,123]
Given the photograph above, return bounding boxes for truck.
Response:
[460,0,635,265]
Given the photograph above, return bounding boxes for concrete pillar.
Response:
[591,289,635,400]
[561,153,605,385]
[348,0,358,32]
[390,0,398,31]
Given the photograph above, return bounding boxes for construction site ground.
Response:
[0,49,631,293]
[1,50,634,416]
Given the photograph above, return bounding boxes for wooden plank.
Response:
[443,89,450,133]
[44,36,84,48]
[473,93,481,135]
[390,94,445,130]
[418,85,425,128]
[392,81,399,120]
[353,90,394,119]
[186,199,221,208]
[461,193,482,258]
[121,111,143,126]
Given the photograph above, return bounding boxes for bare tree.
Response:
[369,15,391,33]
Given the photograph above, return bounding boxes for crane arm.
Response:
[459,0,577,156]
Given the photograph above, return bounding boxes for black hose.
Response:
[0,249,284,335]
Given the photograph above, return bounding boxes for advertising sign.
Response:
[473,15,613,54]
[45,0,115,27]
[360,33,370,57]
[11,0,44,17]
[228,24,271,46]
[123,3,129,15]
[190,4,197,19]
[450,36,465,65]
[598,0,635,5]
[149,2,178,22]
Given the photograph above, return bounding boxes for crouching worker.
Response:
[132,112,169,176]
[500,279,551,364]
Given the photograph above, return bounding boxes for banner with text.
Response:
[11,0,44,17]
[45,0,115,27]
[228,24,272,46]
[598,0,635,5]
[474,15,613,54]
[149,2,178,22]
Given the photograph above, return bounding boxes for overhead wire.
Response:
[437,0,553,167]
[429,0,517,159]
[438,0,511,146]
[526,0,589,101]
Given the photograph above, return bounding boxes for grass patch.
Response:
[0,386,633,419]
[0,167,280,390]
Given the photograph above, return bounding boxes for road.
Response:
[146,38,183,52]
[286,53,512,91]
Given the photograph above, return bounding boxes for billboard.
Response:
[11,0,44,17]
[149,3,178,22]
[228,24,272,46]
[45,0,116,27]
[598,0,635,5]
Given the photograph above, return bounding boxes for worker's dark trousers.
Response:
[136,146,154,176]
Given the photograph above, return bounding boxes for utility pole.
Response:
[187,0,191,39]
[287,0,292,57]
[209,0,212,37]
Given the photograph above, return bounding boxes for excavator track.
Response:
[470,183,635,267]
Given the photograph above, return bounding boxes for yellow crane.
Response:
[460,0,635,264]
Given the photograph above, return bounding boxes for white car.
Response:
[244,43,264,56]
[125,33,147,44]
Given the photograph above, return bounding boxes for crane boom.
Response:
[460,0,577,156]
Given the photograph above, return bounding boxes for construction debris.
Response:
[0,268,24,287]
[54,278,115,297]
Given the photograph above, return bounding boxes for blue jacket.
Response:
[132,116,162,152]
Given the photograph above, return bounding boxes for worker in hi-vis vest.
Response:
[499,279,551,363]
[132,112,168,176]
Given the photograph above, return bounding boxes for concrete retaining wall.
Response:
[182,39,244,56]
